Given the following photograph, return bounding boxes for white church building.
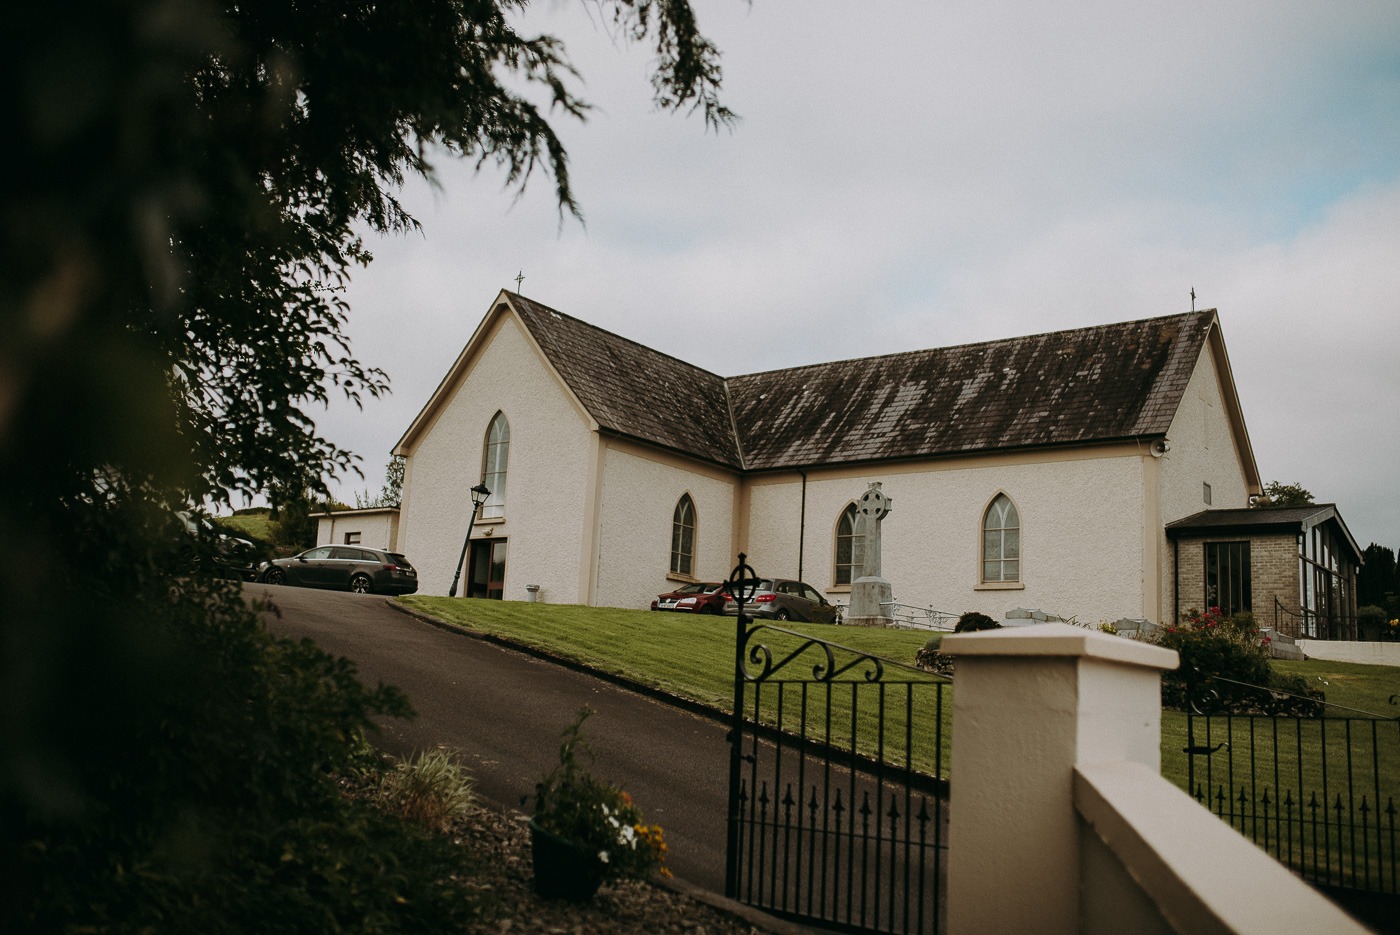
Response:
[393,291,1262,626]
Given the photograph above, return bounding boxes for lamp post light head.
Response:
[448,482,493,598]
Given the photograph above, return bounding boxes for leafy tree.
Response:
[1358,543,1396,608]
[383,455,406,509]
[3,0,733,928]
[1251,481,1315,508]
[353,455,406,509]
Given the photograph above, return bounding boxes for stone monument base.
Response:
[847,575,893,628]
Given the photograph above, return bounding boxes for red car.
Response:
[650,582,726,614]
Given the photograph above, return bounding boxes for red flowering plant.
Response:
[532,708,670,880]
[1155,607,1271,712]
[1155,608,1321,714]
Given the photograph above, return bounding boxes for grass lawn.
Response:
[217,509,275,543]
[403,598,1395,820]
[398,597,937,709]
[399,597,948,769]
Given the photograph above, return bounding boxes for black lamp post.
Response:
[448,482,491,598]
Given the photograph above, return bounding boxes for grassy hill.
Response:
[217,508,275,543]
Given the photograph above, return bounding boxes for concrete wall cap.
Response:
[942,622,1179,671]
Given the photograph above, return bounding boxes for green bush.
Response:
[954,611,999,632]
[5,494,490,932]
[1156,607,1282,713]
[1358,604,1387,639]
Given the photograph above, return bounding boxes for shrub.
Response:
[954,611,999,632]
[1156,607,1274,712]
[373,747,476,833]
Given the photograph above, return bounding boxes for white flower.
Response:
[619,824,636,845]
[598,850,610,863]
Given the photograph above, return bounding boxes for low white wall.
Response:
[1297,639,1400,667]
[1076,763,1359,935]
[943,624,1366,935]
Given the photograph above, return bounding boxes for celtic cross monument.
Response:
[847,482,894,627]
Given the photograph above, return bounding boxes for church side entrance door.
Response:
[467,539,506,599]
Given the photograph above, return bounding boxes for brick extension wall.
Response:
[1168,532,1299,625]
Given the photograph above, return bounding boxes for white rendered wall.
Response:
[397,314,593,599]
[1156,347,1253,621]
[1157,347,1251,523]
[742,449,1148,626]
[315,511,399,551]
[591,440,738,610]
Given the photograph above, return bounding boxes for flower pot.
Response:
[529,819,607,903]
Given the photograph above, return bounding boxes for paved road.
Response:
[251,584,733,892]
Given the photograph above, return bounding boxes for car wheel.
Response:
[264,568,285,585]
[775,608,792,621]
[350,574,373,594]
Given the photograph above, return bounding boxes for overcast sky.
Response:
[314,1,1400,552]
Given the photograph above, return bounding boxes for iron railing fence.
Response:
[1168,673,1399,898]
[1273,598,1358,641]
[726,556,952,935]
[878,603,958,632]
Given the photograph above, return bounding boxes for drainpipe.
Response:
[1172,537,1179,625]
[797,469,808,582]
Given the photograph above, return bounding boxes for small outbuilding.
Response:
[311,507,401,553]
[1165,504,1361,639]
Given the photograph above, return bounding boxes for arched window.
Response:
[481,412,509,519]
[834,503,864,586]
[982,494,1020,583]
[670,494,695,576]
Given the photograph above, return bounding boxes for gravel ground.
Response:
[451,803,809,935]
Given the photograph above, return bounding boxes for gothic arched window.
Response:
[834,503,864,586]
[481,412,509,519]
[982,494,1020,583]
[671,494,696,576]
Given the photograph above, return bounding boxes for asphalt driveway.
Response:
[250,584,733,892]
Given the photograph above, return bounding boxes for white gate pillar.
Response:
[942,624,1177,934]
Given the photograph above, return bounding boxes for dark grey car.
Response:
[259,545,419,595]
[722,578,840,623]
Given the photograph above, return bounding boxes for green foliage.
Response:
[1358,543,1397,609]
[1251,480,1315,508]
[954,611,999,632]
[1156,607,1279,712]
[354,455,406,509]
[215,510,275,548]
[5,0,734,929]
[533,709,669,880]
[372,748,477,834]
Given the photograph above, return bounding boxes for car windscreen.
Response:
[386,553,411,566]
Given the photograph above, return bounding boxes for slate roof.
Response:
[509,295,742,467]
[727,311,1214,470]
[504,294,1217,472]
[1166,505,1361,561]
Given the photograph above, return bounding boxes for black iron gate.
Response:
[724,556,951,934]
[1172,672,1399,904]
